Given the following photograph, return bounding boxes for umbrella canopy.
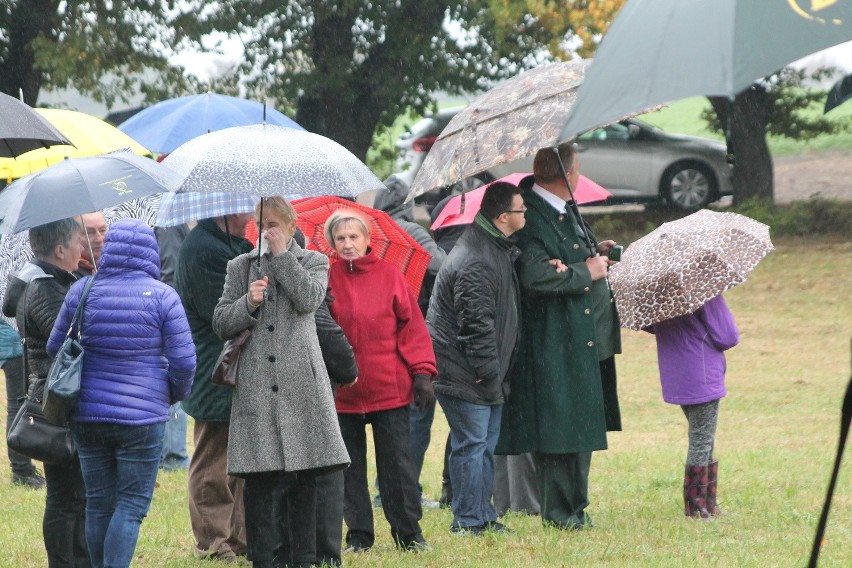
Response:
[560,0,852,141]
[0,153,181,233]
[825,72,852,113]
[431,172,611,231]
[0,92,73,158]
[408,61,588,199]
[0,109,150,181]
[118,93,305,154]
[291,196,431,298]
[608,209,773,330]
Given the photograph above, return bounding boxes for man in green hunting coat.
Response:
[176,214,254,561]
[496,142,622,530]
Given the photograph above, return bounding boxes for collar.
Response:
[337,248,378,273]
[473,212,517,246]
[532,183,569,213]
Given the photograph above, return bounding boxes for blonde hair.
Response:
[324,209,371,248]
[256,197,297,226]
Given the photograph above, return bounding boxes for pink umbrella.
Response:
[431,173,611,231]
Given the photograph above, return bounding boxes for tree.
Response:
[0,1,193,107]
[706,67,843,204]
[181,1,624,161]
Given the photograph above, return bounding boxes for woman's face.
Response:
[333,220,370,259]
[259,211,296,237]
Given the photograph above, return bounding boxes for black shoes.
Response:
[450,521,513,536]
[11,468,45,489]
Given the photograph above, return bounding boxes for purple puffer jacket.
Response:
[650,294,739,406]
[47,219,196,425]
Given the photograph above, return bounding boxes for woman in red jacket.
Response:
[324,209,436,554]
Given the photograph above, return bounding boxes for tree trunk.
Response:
[0,0,59,104]
[710,88,774,204]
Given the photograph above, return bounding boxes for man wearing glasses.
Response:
[496,142,622,531]
[427,181,525,535]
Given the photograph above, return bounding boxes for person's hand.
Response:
[412,374,434,410]
[247,276,269,310]
[342,377,358,388]
[264,227,291,257]
[548,258,568,273]
[597,239,617,257]
[585,256,609,281]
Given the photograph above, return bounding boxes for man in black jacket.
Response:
[427,182,525,535]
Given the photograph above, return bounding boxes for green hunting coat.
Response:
[496,180,621,455]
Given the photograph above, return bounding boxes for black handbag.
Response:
[211,262,253,389]
[6,396,75,464]
[43,276,95,426]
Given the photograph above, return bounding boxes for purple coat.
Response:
[47,219,196,425]
[650,295,739,405]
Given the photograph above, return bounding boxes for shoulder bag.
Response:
[6,283,76,464]
[42,276,96,426]
[0,319,23,360]
[212,260,253,388]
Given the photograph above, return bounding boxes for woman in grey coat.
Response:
[213,197,349,568]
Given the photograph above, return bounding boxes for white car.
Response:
[396,112,733,210]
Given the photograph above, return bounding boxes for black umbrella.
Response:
[0,92,73,158]
[824,73,852,114]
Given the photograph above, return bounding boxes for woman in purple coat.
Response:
[648,294,739,520]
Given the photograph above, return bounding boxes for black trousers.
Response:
[43,457,89,567]
[532,451,592,529]
[243,470,317,568]
[338,407,423,549]
[278,470,344,567]
[3,356,34,475]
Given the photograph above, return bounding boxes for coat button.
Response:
[268,355,276,362]
[573,243,579,250]
[584,308,591,315]
[558,214,565,221]
[584,286,590,292]
[587,341,594,348]
[267,325,275,332]
[271,385,278,392]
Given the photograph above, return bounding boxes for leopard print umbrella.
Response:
[608,209,773,330]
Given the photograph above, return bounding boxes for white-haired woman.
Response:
[324,209,436,553]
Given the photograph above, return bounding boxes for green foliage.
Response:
[732,197,852,238]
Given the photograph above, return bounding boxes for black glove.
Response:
[412,374,434,410]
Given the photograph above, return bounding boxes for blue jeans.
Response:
[71,421,165,568]
[436,392,502,529]
[160,403,190,470]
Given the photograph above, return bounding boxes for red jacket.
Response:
[328,251,437,414]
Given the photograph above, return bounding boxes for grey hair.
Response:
[323,209,371,248]
[29,218,81,259]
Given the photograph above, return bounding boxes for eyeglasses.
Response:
[503,205,527,214]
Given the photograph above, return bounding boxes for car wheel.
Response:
[660,162,717,210]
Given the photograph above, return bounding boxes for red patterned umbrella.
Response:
[291,196,431,298]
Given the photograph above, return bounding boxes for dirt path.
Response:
[773,150,852,203]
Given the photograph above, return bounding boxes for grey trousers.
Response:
[681,399,720,466]
[493,453,540,516]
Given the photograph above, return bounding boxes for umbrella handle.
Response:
[553,147,597,258]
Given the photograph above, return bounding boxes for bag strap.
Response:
[67,276,97,340]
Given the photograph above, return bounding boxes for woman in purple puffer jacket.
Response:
[48,218,196,568]
[648,293,739,521]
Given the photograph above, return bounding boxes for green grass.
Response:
[1,237,850,566]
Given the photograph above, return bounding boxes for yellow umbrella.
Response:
[0,109,151,182]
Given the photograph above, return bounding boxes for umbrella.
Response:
[408,60,589,199]
[608,209,773,330]
[824,73,852,113]
[0,109,151,181]
[431,172,612,231]
[118,93,305,154]
[0,153,181,233]
[560,0,852,142]
[161,124,383,198]
[291,196,432,298]
[0,92,73,158]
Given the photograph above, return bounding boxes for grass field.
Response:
[1,237,850,567]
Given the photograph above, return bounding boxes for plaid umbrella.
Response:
[608,209,773,330]
[291,196,431,298]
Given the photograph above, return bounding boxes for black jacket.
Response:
[2,260,78,399]
[427,215,521,405]
[316,295,358,386]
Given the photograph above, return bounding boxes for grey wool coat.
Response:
[212,239,350,476]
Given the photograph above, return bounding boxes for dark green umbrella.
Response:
[561,0,852,141]
[824,73,852,113]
